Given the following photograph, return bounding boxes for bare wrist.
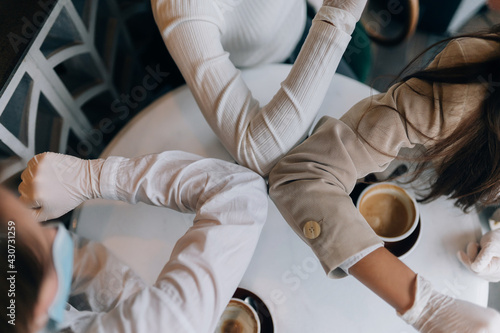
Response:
[349,247,417,313]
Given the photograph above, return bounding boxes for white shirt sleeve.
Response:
[151,0,361,175]
[64,151,268,333]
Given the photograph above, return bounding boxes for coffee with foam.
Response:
[357,183,418,241]
[215,298,260,333]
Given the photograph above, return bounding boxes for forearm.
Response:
[98,151,265,211]
[152,0,365,175]
[146,155,268,331]
[96,151,268,331]
[349,247,417,314]
[269,117,385,277]
[153,192,267,332]
[98,151,207,210]
[348,247,500,333]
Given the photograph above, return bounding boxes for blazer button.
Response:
[303,221,321,239]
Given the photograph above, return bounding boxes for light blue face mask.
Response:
[38,224,74,333]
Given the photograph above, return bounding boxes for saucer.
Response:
[349,182,370,204]
[232,288,274,333]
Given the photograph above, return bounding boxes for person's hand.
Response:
[322,0,367,21]
[458,229,500,283]
[18,152,104,222]
[400,275,500,333]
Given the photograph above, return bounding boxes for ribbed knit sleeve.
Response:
[152,0,363,175]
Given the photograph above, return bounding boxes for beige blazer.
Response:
[269,37,498,278]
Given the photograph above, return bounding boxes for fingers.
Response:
[466,242,479,260]
[457,242,479,268]
[33,208,48,223]
[458,241,500,282]
[19,152,66,222]
[457,250,472,269]
[471,246,495,273]
[481,229,500,245]
[472,253,500,283]
[487,257,500,282]
[20,168,29,182]
[18,181,41,209]
[19,196,42,210]
[26,152,44,172]
[18,183,44,221]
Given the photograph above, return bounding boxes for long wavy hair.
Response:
[372,25,500,212]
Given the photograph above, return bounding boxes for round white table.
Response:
[71,64,488,333]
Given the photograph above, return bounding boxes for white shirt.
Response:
[61,151,268,333]
[152,0,358,175]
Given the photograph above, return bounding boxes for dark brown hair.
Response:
[372,25,500,212]
[0,188,49,333]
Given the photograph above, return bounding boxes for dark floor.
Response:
[368,5,500,92]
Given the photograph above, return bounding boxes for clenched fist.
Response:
[18,152,105,221]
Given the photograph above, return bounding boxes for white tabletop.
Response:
[72,64,488,333]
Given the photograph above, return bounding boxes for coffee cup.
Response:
[356,183,419,243]
[215,298,261,333]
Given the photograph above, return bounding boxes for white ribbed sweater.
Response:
[152,0,359,175]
